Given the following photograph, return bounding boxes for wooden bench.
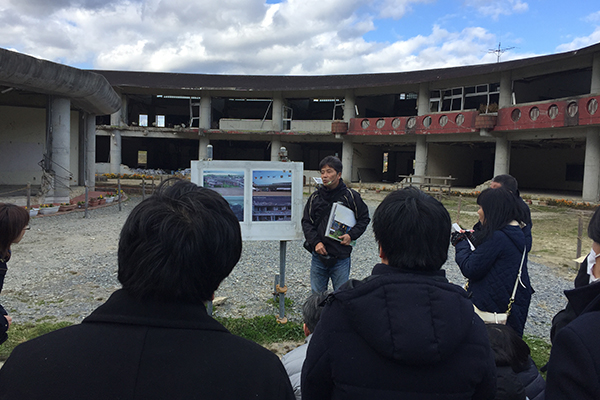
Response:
[396,175,457,193]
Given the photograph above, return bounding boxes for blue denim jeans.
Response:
[310,252,351,293]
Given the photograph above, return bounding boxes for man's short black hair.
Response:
[492,174,519,195]
[118,179,242,304]
[302,291,330,334]
[373,187,450,271]
[589,207,600,243]
[319,156,343,173]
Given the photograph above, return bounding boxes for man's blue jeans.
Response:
[310,252,351,293]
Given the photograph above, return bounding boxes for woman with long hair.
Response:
[0,203,30,344]
[454,188,533,336]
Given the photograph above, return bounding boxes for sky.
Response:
[1,0,599,75]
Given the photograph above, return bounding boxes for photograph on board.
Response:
[203,170,245,221]
[252,170,292,221]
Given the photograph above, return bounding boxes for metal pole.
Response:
[26,182,31,210]
[277,241,288,323]
[118,177,122,212]
[84,182,89,219]
[456,195,462,224]
[142,177,146,200]
[152,177,155,194]
[577,213,584,263]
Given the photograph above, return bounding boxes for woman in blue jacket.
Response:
[454,188,533,336]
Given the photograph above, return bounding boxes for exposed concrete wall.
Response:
[200,94,211,130]
[69,110,80,186]
[592,53,600,94]
[344,90,356,122]
[49,97,71,202]
[352,144,383,182]
[427,144,494,187]
[414,136,428,178]
[511,147,586,191]
[342,137,353,182]
[272,93,283,131]
[290,120,332,132]
[0,106,45,185]
[494,136,511,177]
[219,119,333,132]
[499,71,512,108]
[418,83,429,116]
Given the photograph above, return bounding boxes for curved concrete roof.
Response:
[95,42,600,94]
[0,48,121,115]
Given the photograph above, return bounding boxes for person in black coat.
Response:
[0,180,294,400]
[0,203,29,345]
[454,188,533,336]
[301,188,496,400]
[545,206,600,399]
[490,174,532,252]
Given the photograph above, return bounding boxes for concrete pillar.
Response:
[592,53,600,94]
[200,93,211,130]
[110,96,127,127]
[109,130,122,174]
[343,90,356,122]
[499,71,512,108]
[198,134,210,160]
[342,137,353,183]
[493,135,511,177]
[414,136,427,178]
[85,113,96,191]
[48,97,71,203]
[272,93,283,131]
[271,137,282,161]
[582,128,600,202]
[417,83,430,116]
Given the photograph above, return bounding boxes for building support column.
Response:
[417,83,430,116]
[582,128,600,202]
[342,137,353,183]
[199,93,212,160]
[272,93,283,131]
[414,136,428,178]
[109,130,122,174]
[493,135,511,177]
[85,113,96,191]
[271,137,282,161]
[47,97,71,203]
[343,90,356,122]
[499,71,512,109]
[592,53,600,94]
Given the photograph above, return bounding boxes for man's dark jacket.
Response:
[0,289,295,400]
[302,179,370,259]
[301,263,497,400]
[546,280,600,399]
[455,225,532,337]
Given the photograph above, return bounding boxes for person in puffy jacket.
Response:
[0,203,30,345]
[454,188,533,337]
[301,187,496,400]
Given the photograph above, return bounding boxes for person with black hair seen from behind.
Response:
[453,187,533,337]
[302,156,370,293]
[302,188,496,400]
[0,203,29,345]
[281,291,330,400]
[545,206,600,400]
[486,324,545,400]
[489,174,532,251]
[0,179,295,400]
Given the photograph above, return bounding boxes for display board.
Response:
[191,160,304,241]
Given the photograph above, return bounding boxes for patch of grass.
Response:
[0,321,73,360]
[216,315,304,345]
[267,296,294,310]
[524,335,552,378]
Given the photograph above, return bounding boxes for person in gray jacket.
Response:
[282,291,330,400]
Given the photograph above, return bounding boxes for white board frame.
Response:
[191,160,304,241]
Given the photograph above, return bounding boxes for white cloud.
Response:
[584,11,600,23]
[464,0,528,20]
[0,0,535,75]
[556,27,600,53]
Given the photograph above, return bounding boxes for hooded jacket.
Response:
[546,280,600,399]
[302,179,370,259]
[455,225,533,337]
[301,264,496,400]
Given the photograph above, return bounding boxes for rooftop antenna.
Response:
[489,42,515,63]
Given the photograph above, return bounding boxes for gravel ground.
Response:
[1,194,573,341]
